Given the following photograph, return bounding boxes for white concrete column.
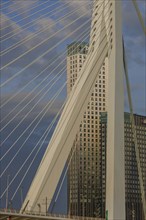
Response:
[106,1,125,220]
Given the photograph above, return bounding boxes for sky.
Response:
[0,0,146,214]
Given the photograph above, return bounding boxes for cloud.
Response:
[122,0,145,52]
[122,0,145,117]
[5,0,39,17]
[67,1,92,17]
[57,1,92,39]
[1,13,64,90]
[1,13,58,50]
[1,91,65,123]
[1,14,88,96]
[1,14,23,38]
[123,1,146,94]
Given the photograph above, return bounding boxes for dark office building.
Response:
[100,112,146,220]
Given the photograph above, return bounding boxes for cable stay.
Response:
[1,100,65,185]
[0,22,92,143]
[0,1,10,7]
[0,12,92,88]
[0,82,66,200]
[0,0,49,27]
[0,26,90,127]
[1,41,90,208]
[1,3,70,46]
[0,39,90,177]
[11,101,65,201]
[0,5,92,71]
[0,0,58,32]
[132,0,146,35]
[0,41,89,182]
[0,1,89,55]
[0,1,19,11]
[0,0,110,115]
[1,2,63,37]
[0,23,90,111]
[0,0,106,88]
[0,69,65,149]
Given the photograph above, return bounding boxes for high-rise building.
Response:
[67,41,108,217]
[67,0,110,216]
[67,42,89,95]
[100,112,146,220]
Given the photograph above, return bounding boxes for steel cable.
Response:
[0,5,92,72]
[0,25,90,125]
[0,1,85,55]
[0,0,58,32]
[0,15,90,88]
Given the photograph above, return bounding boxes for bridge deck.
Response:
[0,211,104,220]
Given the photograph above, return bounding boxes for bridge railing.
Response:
[0,209,104,220]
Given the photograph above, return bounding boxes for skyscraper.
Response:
[67,42,108,217]
[67,0,110,216]
[100,112,146,220]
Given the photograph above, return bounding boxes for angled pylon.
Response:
[21,1,125,219]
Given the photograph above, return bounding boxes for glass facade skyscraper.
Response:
[100,112,146,220]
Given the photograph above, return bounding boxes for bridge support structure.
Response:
[106,1,125,219]
[21,1,125,219]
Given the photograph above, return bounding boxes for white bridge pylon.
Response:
[22,1,125,219]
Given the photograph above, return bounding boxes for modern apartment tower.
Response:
[67,42,108,217]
